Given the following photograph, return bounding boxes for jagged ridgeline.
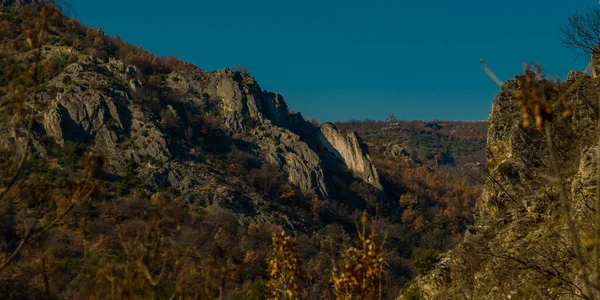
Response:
[1,1,382,201]
[0,2,485,299]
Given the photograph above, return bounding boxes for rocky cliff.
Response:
[403,70,600,299]
[7,45,380,205]
[0,3,481,298]
[317,123,382,189]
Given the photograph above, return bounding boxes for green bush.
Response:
[403,285,421,300]
[23,154,70,187]
[116,158,148,195]
[56,142,88,171]
[411,249,440,275]
[246,278,267,300]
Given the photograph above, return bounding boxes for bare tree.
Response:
[386,114,398,123]
[559,8,600,57]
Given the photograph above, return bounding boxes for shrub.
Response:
[56,141,88,171]
[267,231,301,299]
[332,211,386,300]
[402,285,421,300]
[247,278,267,300]
[226,145,257,174]
[248,164,283,198]
[160,107,179,130]
[410,249,440,275]
[116,158,147,195]
[234,64,251,76]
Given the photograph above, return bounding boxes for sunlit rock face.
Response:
[18,44,381,203]
[403,70,600,299]
[317,123,382,190]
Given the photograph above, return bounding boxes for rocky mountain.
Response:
[0,3,409,298]
[403,69,600,299]
[8,42,381,206]
[0,3,487,299]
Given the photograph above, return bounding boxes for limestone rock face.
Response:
[403,71,600,299]
[385,142,411,158]
[42,57,169,175]
[165,69,330,198]
[13,44,381,205]
[474,71,600,222]
[317,123,382,189]
[259,125,329,199]
[173,69,294,132]
[476,79,547,221]
[164,68,378,199]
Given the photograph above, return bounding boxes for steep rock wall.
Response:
[317,123,382,189]
[404,71,600,299]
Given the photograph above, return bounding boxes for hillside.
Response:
[337,120,486,166]
[0,3,482,299]
[336,119,487,180]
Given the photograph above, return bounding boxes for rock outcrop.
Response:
[164,68,382,199]
[168,69,295,132]
[317,123,382,189]
[258,125,330,199]
[25,46,379,202]
[166,69,332,198]
[42,56,170,173]
[403,71,600,299]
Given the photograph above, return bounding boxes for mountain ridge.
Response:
[0,3,484,298]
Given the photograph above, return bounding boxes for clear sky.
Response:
[58,0,596,122]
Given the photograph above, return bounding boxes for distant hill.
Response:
[336,119,487,168]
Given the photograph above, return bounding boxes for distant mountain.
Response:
[336,119,487,168]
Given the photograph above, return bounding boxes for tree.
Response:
[559,8,600,57]
[386,114,398,123]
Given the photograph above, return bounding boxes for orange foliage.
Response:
[375,157,480,235]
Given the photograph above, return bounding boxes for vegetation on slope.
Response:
[336,119,487,168]
[0,2,483,299]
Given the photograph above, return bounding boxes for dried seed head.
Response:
[514,64,569,129]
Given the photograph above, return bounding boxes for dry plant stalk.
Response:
[331,211,385,300]
[267,230,301,300]
[0,152,102,273]
[515,64,595,299]
[0,2,48,201]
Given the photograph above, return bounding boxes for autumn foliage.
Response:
[0,3,484,299]
[267,231,302,299]
[331,212,385,300]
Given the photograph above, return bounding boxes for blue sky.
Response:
[60,0,595,121]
